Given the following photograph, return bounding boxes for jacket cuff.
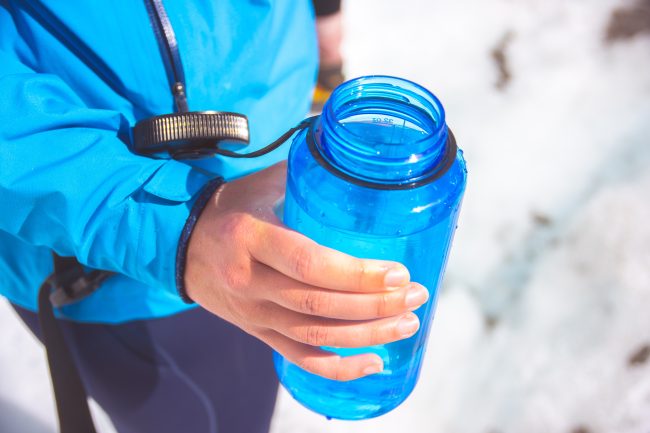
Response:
[175,177,226,303]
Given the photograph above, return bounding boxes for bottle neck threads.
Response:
[317,76,448,185]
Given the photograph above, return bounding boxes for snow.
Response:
[1,0,649,432]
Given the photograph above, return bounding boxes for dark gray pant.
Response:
[13,305,278,433]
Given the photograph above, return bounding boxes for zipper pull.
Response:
[172,81,189,113]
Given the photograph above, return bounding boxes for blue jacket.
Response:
[0,0,317,323]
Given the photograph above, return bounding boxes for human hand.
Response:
[184,162,429,381]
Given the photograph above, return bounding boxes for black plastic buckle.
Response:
[47,268,114,309]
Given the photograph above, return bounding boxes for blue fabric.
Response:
[0,0,318,323]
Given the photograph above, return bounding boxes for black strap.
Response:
[38,254,97,433]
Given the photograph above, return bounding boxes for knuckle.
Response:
[296,357,318,375]
[297,356,341,381]
[223,297,248,327]
[247,301,269,324]
[252,327,273,341]
[300,291,330,316]
[368,324,382,346]
[289,246,314,280]
[221,266,243,290]
[232,301,273,335]
[303,325,329,346]
[331,357,344,381]
[334,369,354,382]
[219,212,254,243]
[376,292,391,317]
[355,260,369,291]
[220,262,251,291]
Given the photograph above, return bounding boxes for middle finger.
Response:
[251,262,429,320]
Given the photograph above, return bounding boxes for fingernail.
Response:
[384,266,410,288]
[396,315,420,338]
[362,363,383,376]
[405,285,429,309]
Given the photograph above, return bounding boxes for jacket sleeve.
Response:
[0,48,214,297]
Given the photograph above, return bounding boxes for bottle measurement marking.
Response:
[372,117,408,149]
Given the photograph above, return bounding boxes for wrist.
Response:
[175,176,226,303]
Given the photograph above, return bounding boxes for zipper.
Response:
[143,0,189,113]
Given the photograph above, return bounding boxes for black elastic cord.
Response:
[215,116,318,158]
[38,255,97,433]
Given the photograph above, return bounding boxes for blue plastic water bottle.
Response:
[274,75,467,420]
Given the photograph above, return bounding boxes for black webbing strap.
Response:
[38,254,98,433]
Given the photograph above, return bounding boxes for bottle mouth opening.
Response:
[323,75,446,154]
[318,75,449,183]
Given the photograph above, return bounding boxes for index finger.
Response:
[248,221,410,292]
